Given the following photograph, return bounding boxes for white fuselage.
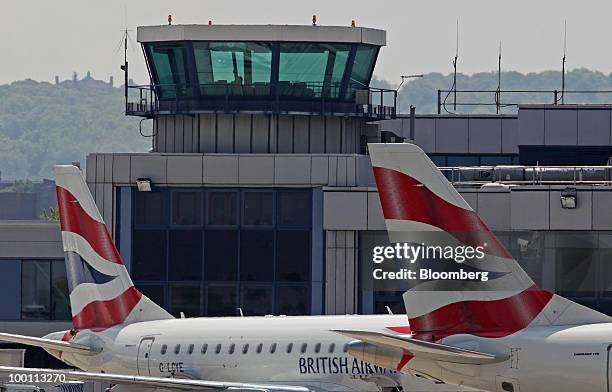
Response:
[50,315,460,392]
[404,323,612,392]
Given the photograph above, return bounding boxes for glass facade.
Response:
[144,42,379,101]
[278,43,350,98]
[132,188,312,317]
[145,43,191,99]
[360,231,612,316]
[194,42,273,96]
[21,260,70,320]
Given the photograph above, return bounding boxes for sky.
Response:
[2,0,612,86]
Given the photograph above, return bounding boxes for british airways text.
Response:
[298,356,395,375]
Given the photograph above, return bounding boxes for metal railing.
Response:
[126,82,397,120]
[440,165,612,186]
[437,89,612,114]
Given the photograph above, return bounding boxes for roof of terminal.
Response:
[137,24,386,46]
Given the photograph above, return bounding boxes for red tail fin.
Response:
[54,165,172,330]
[368,143,609,339]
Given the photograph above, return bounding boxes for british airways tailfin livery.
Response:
[333,143,612,392]
[0,164,462,392]
[55,165,172,330]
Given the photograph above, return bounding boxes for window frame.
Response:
[131,188,313,317]
[20,259,69,321]
[206,189,240,228]
[170,189,204,228]
[241,190,275,228]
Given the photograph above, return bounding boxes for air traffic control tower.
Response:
[84,24,398,319]
[128,24,396,153]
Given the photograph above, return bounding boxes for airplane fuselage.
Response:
[50,315,458,392]
[403,323,612,392]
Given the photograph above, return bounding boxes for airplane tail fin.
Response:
[368,143,610,340]
[54,165,172,331]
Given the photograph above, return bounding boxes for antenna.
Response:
[120,29,129,114]
[561,20,567,104]
[496,41,502,114]
[453,19,459,110]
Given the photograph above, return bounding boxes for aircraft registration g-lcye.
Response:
[0,164,463,392]
[332,143,612,392]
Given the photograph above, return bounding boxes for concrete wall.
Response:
[153,114,367,154]
[379,105,612,154]
[323,185,612,232]
[0,222,63,259]
[86,152,378,237]
[325,231,358,315]
[378,114,518,154]
[519,105,612,146]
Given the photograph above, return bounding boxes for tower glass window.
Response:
[142,37,385,111]
[278,43,350,98]
[348,46,378,89]
[145,43,191,99]
[194,42,273,96]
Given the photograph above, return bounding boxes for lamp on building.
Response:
[136,178,152,192]
[560,187,577,209]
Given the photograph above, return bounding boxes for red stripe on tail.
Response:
[56,186,123,265]
[72,286,142,330]
[372,166,512,259]
[409,285,553,340]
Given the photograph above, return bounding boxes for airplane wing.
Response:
[0,366,310,392]
[0,333,99,355]
[332,330,508,365]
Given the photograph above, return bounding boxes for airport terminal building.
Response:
[3,24,612,365]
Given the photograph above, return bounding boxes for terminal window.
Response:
[131,188,312,317]
[21,260,70,320]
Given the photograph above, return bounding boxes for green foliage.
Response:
[371,68,612,114]
[0,79,150,180]
[40,206,60,221]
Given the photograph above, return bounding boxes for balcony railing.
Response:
[440,165,612,186]
[437,89,612,114]
[125,82,397,121]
